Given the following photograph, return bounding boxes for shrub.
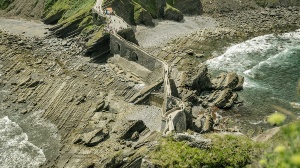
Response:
[150,134,263,167]
[260,117,300,168]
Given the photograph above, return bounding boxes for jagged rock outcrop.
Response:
[118,120,148,141]
[117,28,139,45]
[104,0,135,25]
[192,109,215,132]
[133,2,155,27]
[163,4,183,22]
[171,0,203,15]
[208,88,238,109]
[178,64,211,97]
[73,128,109,147]
[211,72,244,91]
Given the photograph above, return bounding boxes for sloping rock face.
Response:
[163,4,184,22]
[211,72,244,91]
[135,8,155,27]
[208,72,244,108]
[74,128,109,147]
[172,0,203,15]
[118,120,147,141]
[0,0,46,19]
[117,28,139,45]
[109,0,135,25]
[208,88,238,109]
[177,64,212,98]
[139,0,166,18]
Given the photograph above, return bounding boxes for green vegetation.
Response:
[43,0,107,46]
[43,0,95,24]
[133,0,157,18]
[260,113,300,168]
[86,25,105,47]
[164,3,180,13]
[166,0,176,6]
[132,1,146,23]
[0,0,12,10]
[150,134,264,167]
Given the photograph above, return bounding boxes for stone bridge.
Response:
[92,2,186,134]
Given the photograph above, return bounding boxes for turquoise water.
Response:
[206,29,300,126]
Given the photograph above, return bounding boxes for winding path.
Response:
[93,1,186,134]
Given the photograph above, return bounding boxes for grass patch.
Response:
[150,134,264,167]
[132,1,146,22]
[43,0,95,25]
[86,25,106,47]
[133,0,157,18]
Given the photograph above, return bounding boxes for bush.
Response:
[260,117,300,168]
[150,134,263,167]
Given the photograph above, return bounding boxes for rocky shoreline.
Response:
[0,1,300,167]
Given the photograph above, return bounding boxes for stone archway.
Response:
[115,41,121,53]
[130,51,138,62]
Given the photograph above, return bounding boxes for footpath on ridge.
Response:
[93,0,186,134]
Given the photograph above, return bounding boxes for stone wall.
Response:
[110,34,163,72]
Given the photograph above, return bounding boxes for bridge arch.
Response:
[129,51,138,62]
[114,41,121,54]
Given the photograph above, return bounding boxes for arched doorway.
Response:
[130,52,138,62]
[115,42,121,53]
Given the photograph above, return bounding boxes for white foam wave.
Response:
[206,29,300,73]
[279,29,300,40]
[0,116,46,168]
[206,30,300,88]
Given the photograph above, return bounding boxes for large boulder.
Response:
[163,110,186,135]
[172,0,203,15]
[133,2,155,26]
[73,128,109,147]
[211,72,244,91]
[118,120,147,141]
[117,28,139,45]
[163,4,183,22]
[208,88,238,109]
[178,64,212,95]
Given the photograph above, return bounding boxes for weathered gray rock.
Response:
[192,109,214,133]
[73,128,109,147]
[208,88,238,109]
[134,6,155,27]
[171,0,203,15]
[174,133,211,149]
[163,5,183,22]
[211,72,244,91]
[119,120,147,141]
[179,64,211,95]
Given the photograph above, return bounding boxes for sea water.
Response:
[206,29,300,125]
[0,64,60,167]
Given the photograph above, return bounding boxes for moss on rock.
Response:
[133,1,154,26]
[149,134,264,167]
[163,3,183,22]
